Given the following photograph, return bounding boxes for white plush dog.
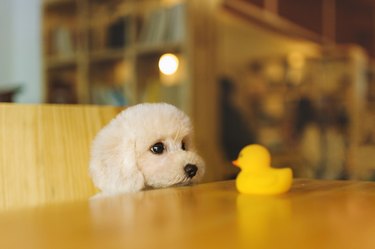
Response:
[89,103,205,195]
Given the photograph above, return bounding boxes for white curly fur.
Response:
[89,103,205,195]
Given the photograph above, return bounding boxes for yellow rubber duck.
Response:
[232,144,293,195]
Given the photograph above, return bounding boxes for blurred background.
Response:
[1,0,375,182]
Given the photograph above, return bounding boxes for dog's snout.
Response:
[184,164,198,178]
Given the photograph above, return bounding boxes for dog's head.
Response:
[89,103,205,194]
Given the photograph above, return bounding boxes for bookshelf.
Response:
[43,0,191,108]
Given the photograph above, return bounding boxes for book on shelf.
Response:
[106,15,131,49]
[51,25,75,56]
[139,8,167,44]
[139,3,186,45]
[49,80,77,104]
[165,3,186,43]
[91,84,127,106]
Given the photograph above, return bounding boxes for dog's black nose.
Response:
[184,164,198,178]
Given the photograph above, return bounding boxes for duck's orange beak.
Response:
[232,160,239,167]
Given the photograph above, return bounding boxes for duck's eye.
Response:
[150,142,165,154]
[181,141,187,151]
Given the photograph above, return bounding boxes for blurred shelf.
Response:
[135,42,183,56]
[45,55,77,69]
[43,0,190,106]
[44,0,75,8]
[44,0,74,4]
[89,49,130,63]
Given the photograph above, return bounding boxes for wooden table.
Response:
[0,179,375,249]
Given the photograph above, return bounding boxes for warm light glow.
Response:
[159,53,179,75]
[287,52,305,69]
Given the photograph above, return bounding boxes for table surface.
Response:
[1,179,375,249]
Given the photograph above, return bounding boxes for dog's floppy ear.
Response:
[117,138,145,192]
[89,123,145,194]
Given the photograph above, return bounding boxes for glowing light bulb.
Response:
[159,53,179,75]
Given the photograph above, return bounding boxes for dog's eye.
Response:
[150,142,165,154]
[181,141,187,151]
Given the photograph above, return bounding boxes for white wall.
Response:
[0,0,42,103]
[0,0,13,84]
